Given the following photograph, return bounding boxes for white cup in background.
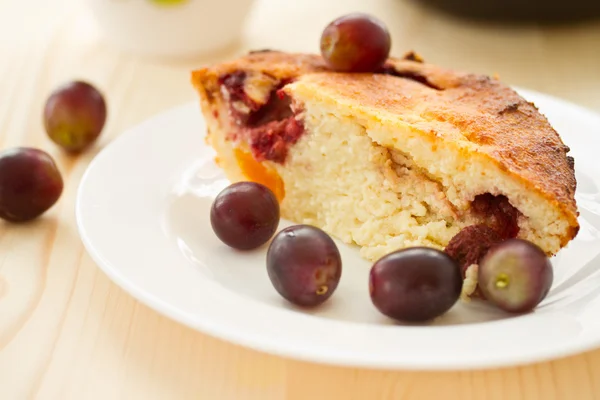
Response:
[87,0,256,59]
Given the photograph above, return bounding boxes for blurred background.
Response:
[1,0,598,126]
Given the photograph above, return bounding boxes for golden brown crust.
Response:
[191,50,327,83]
[191,50,579,246]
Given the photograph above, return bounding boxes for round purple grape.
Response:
[210,181,279,250]
[0,147,64,222]
[479,239,553,314]
[369,247,462,322]
[320,13,391,72]
[266,225,342,307]
[44,80,107,152]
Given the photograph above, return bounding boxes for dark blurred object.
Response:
[413,0,600,24]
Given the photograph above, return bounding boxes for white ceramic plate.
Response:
[76,89,600,371]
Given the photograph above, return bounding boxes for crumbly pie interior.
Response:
[191,50,579,262]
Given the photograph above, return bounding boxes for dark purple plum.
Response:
[44,80,107,152]
[478,239,553,314]
[266,225,342,307]
[210,181,279,250]
[320,13,391,73]
[369,247,462,322]
[0,147,63,222]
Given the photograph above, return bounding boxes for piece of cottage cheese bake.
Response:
[191,50,579,262]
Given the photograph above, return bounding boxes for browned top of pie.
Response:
[192,50,328,84]
[191,50,579,239]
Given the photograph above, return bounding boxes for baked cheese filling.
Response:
[214,69,525,272]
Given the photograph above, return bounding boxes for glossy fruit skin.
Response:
[478,239,553,314]
[210,181,280,250]
[43,80,107,152]
[266,225,342,307]
[0,147,64,222]
[369,247,462,322]
[444,224,503,299]
[320,13,392,72]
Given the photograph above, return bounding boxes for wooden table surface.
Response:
[1,0,600,399]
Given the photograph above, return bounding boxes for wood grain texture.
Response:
[0,0,600,399]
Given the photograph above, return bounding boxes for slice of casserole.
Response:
[191,50,579,263]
